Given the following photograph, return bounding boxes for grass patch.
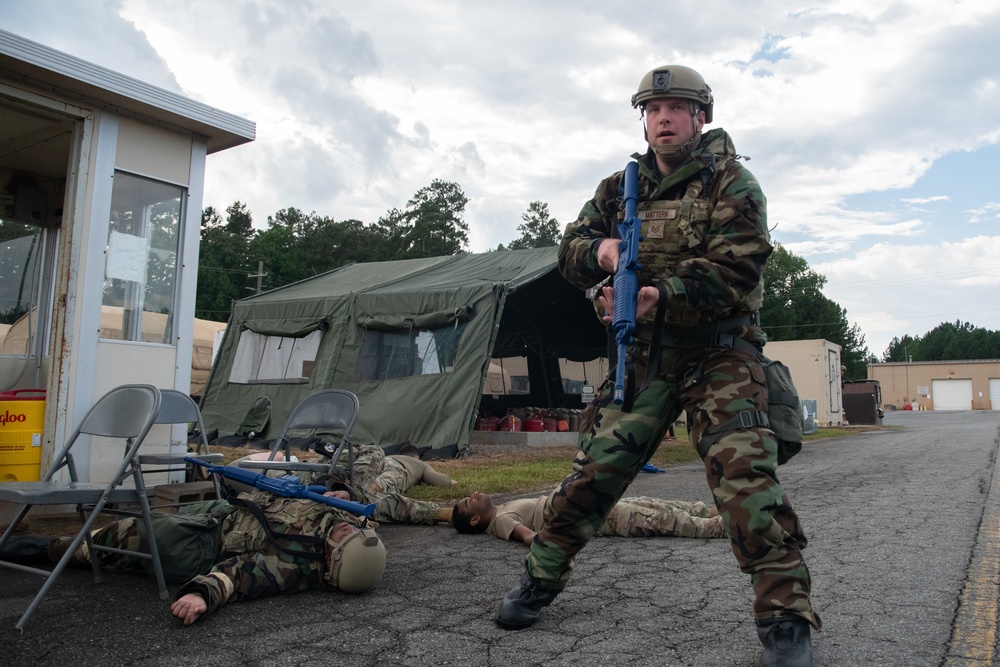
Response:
[408,431,700,503]
[211,423,888,505]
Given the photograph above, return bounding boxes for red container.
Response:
[475,416,499,431]
[498,415,522,432]
[541,417,558,432]
[523,417,545,433]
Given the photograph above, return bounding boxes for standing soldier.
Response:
[494,65,819,666]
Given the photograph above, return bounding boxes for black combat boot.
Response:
[757,616,813,667]
[495,573,559,630]
[0,535,53,565]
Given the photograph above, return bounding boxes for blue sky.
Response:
[4,0,999,359]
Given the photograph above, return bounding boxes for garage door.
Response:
[931,379,973,411]
[990,379,1000,410]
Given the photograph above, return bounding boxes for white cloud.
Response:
[966,202,1000,223]
[5,0,1000,354]
[902,196,950,205]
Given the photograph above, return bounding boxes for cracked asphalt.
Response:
[2,409,999,666]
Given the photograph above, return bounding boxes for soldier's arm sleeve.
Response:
[419,462,454,487]
[174,548,313,615]
[657,163,772,317]
[557,174,622,290]
[368,491,449,525]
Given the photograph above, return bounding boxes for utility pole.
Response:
[248,261,267,295]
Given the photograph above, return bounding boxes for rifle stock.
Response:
[612,161,641,405]
[185,456,376,516]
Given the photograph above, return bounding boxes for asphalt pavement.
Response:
[2,409,999,666]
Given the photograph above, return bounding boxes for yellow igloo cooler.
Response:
[0,388,46,482]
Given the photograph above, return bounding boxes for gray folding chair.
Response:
[238,389,360,485]
[138,389,223,501]
[0,384,168,631]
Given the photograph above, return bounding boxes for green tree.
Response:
[882,334,920,362]
[225,201,253,236]
[248,207,308,291]
[760,245,871,379]
[506,201,560,250]
[394,180,469,258]
[917,321,1000,361]
[195,204,253,320]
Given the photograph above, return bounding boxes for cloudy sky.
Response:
[5,0,1000,358]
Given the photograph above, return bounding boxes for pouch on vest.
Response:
[137,514,222,583]
[695,355,804,465]
[761,355,804,465]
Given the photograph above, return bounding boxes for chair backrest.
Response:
[154,389,211,454]
[45,384,161,481]
[78,385,162,438]
[153,390,201,426]
[269,389,360,460]
[284,389,360,434]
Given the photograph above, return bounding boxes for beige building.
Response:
[0,29,254,491]
[868,360,1000,411]
[764,339,843,427]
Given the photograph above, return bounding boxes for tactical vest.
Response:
[616,160,762,327]
[220,493,342,585]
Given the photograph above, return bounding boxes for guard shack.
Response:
[0,30,254,497]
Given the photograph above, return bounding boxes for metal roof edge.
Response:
[0,29,255,152]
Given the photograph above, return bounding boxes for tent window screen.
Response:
[355,322,467,382]
[228,329,322,384]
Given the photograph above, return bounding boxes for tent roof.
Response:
[237,247,559,305]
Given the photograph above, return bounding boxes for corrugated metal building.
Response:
[868,360,1000,411]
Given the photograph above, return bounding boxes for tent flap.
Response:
[362,305,474,331]
[240,317,328,337]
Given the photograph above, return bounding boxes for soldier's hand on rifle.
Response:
[597,238,621,273]
[598,285,660,322]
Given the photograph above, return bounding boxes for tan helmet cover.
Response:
[631,65,714,123]
[326,526,387,593]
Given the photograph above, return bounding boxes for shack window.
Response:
[355,322,467,382]
[0,219,43,357]
[101,171,182,343]
[228,329,322,384]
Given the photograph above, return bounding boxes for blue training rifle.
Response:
[612,160,642,405]
[185,456,376,517]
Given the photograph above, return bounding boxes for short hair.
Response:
[452,502,488,535]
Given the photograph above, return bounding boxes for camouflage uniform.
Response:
[536,128,820,629]
[67,491,369,617]
[368,455,453,494]
[489,493,724,540]
[309,445,450,526]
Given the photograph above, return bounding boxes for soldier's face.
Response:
[458,491,493,519]
[644,97,704,150]
[329,521,357,544]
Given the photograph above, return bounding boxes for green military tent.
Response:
[199,247,607,457]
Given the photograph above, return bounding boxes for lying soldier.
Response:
[4,485,387,626]
[452,491,725,544]
[239,443,454,526]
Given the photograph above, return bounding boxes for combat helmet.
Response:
[325,525,387,593]
[631,65,713,123]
